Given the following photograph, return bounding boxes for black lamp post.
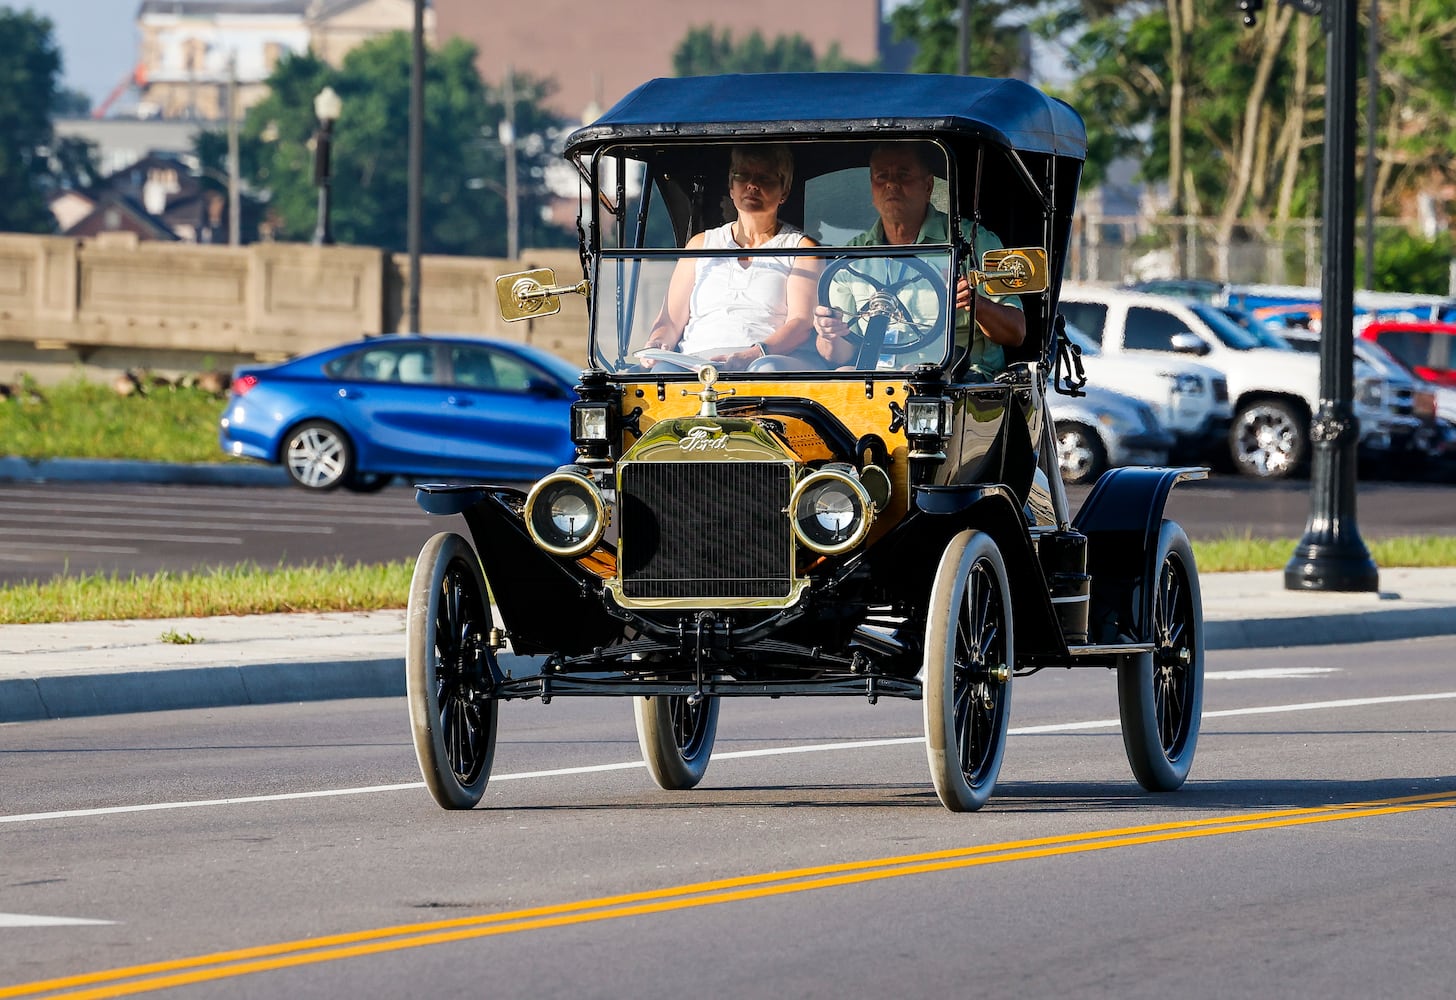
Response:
[312,85,342,246]
[1239,0,1377,592]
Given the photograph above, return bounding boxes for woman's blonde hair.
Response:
[729,144,794,190]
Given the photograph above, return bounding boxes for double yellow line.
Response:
[6,789,1454,999]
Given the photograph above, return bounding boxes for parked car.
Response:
[1057,283,1406,479]
[219,334,580,491]
[1048,382,1174,485]
[1360,320,1456,390]
[1272,325,1439,478]
[402,73,1209,814]
[1059,319,1229,461]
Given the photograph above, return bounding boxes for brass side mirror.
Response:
[975,248,1049,296]
[494,268,590,323]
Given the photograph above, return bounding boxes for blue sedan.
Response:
[219,334,580,491]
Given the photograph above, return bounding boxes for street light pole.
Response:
[1239,0,1377,592]
[312,85,342,246]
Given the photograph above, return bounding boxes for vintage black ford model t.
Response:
[406,73,1206,812]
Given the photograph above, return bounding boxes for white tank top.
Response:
[680,222,805,355]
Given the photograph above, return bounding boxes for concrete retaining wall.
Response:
[0,233,589,382]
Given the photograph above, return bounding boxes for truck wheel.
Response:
[1118,520,1203,792]
[406,532,498,809]
[923,529,1013,812]
[634,692,719,790]
[1230,400,1307,479]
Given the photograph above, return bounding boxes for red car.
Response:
[1360,320,1456,389]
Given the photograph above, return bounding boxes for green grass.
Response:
[0,375,227,463]
[1,537,1453,625]
[0,561,413,625]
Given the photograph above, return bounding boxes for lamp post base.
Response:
[1283,536,1379,592]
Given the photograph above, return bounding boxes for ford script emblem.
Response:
[679,426,729,452]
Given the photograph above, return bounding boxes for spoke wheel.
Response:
[1056,423,1106,485]
[283,420,353,491]
[634,689,720,790]
[1118,520,1204,792]
[406,532,498,809]
[1229,400,1306,479]
[923,529,1013,812]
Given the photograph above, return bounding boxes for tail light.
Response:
[231,374,259,396]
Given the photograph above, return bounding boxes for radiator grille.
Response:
[619,461,792,600]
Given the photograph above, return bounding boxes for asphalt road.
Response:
[3,636,1453,998]
[0,476,1450,587]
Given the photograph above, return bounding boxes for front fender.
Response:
[415,485,623,655]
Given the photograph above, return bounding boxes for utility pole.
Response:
[959,0,971,75]
[501,67,520,263]
[226,52,240,246]
[407,0,424,332]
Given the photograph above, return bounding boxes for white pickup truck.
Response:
[1058,284,1417,479]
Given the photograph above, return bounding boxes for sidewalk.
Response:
[4,567,1455,723]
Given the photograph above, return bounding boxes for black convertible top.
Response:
[566,73,1087,160]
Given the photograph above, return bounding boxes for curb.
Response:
[4,611,1451,722]
[0,457,288,487]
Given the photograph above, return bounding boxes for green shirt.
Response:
[843,207,1021,375]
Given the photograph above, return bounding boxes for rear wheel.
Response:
[1118,521,1203,792]
[634,692,720,790]
[1230,399,1307,479]
[923,529,1013,812]
[283,420,353,491]
[406,532,498,809]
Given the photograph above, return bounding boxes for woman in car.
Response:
[642,144,820,370]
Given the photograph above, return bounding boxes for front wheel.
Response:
[406,532,498,809]
[923,529,1014,812]
[634,692,720,790]
[1056,423,1107,485]
[1118,520,1203,792]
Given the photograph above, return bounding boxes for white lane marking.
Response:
[0,541,139,554]
[0,913,115,927]
[0,527,241,545]
[0,517,329,535]
[4,691,1455,827]
[1207,667,1341,680]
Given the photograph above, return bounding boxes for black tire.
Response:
[406,531,498,809]
[1229,399,1307,479]
[283,420,354,491]
[634,692,720,790]
[345,472,394,493]
[1056,422,1107,485]
[1118,520,1203,792]
[923,529,1014,812]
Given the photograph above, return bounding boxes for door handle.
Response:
[338,387,362,400]
[446,396,473,407]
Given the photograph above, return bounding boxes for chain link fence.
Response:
[1065,215,1422,288]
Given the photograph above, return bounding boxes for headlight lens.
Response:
[1356,377,1384,409]
[571,402,610,444]
[790,469,874,554]
[525,471,606,557]
[905,396,953,436]
[1168,373,1204,394]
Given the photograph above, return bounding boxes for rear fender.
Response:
[415,485,622,655]
[1071,467,1207,643]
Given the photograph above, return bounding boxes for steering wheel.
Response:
[816,255,949,362]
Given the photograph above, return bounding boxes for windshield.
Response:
[591,246,955,375]
[1190,303,1267,350]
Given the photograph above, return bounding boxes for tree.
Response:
[233,34,568,255]
[0,7,62,233]
[888,0,1029,79]
[672,27,876,76]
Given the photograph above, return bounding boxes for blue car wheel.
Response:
[284,420,354,491]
